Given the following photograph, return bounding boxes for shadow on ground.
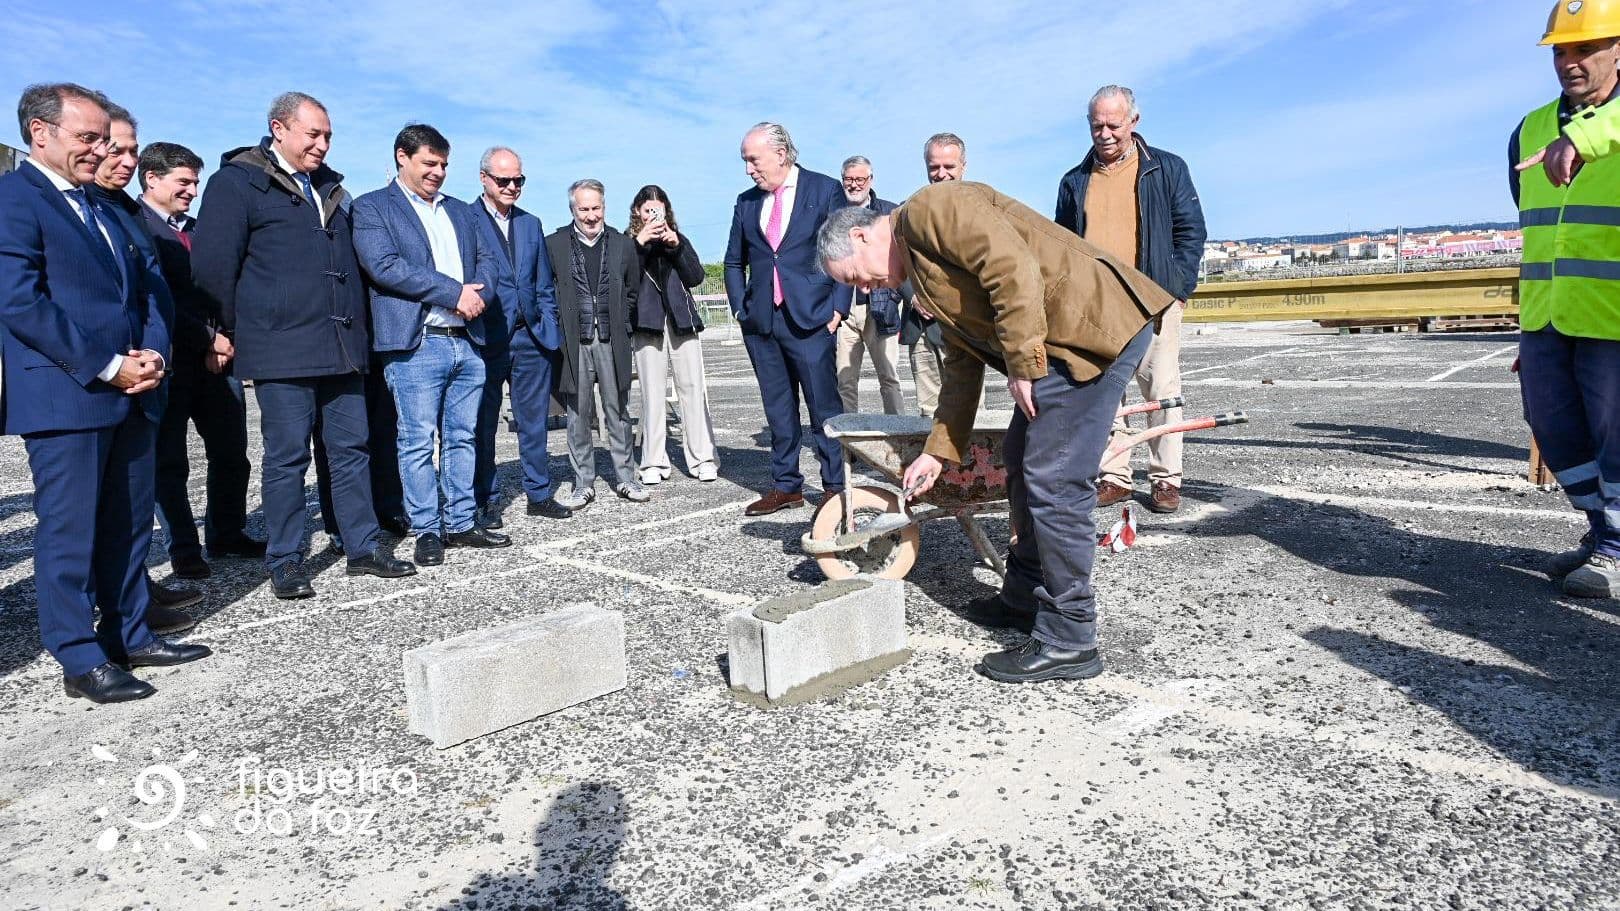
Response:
[1188,421,1527,473]
[437,782,629,910]
[1177,480,1620,794]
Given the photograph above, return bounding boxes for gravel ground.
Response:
[0,323,1616,911]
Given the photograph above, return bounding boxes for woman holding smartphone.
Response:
[628,185,719,483]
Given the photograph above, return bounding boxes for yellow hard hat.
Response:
[1542,0,1620,45]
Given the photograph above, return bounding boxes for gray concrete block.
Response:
[404,604,626,748]
[727,578,909,706]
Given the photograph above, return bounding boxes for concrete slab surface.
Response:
[0,325,1616,910]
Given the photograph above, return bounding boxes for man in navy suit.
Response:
[0,83,209,702]
[352,124,512,567]
[724,122,849,515]
[472,146,568,522]
[191,92,416,599]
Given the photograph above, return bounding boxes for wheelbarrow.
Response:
[800,397,1248,580]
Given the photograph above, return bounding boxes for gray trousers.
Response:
[1002,325,1152,651]
[566,337,636,488]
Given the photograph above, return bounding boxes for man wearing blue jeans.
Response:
[353,124,511,566]
[817,182,1172,683]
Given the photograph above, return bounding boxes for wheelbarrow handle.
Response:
[1101,411,1249,462]
[1115,394,1186,419]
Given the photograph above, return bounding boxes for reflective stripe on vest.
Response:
[1518,98,1620,340]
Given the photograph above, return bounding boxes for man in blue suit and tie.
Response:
[472,146,569,522]
[0,83,210,702]
[353,124,512,567]
[724,122,849,516]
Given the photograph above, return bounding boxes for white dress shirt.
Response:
[26,158,150,383]
[758,165,801,240]
[271,146,329,227]
[482,197,511,242]
[399,179,465,327]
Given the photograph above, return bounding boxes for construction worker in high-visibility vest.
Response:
[1513,0,1620,597]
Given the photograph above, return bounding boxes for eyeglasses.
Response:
[41,120,109,151]
[483,173,526,188]
[843,175,871,186]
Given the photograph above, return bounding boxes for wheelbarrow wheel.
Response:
[810,485,920,581]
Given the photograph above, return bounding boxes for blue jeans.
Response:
[382,334,486,536]
[1520,327,1620,556]
[1002,325,1152,651]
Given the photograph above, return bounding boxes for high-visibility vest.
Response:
[1519,97,1620,340]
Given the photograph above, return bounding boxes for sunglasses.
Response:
[484,173,526,188]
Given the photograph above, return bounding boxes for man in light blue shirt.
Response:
[352,124,510,567]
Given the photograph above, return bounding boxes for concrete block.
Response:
[727,578,909,707]
[404,604,626,748]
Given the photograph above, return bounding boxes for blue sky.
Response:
[2,1,1543,257]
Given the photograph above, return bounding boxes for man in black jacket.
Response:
[546,179,646,509]
[1056,85,1207,515]
[192,91,415,597]
[834,156,904,415]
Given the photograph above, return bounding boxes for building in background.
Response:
[0,142,21,175]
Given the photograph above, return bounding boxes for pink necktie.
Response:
[766,185,784,306]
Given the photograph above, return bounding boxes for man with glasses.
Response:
[0,83,210,702]
[193,91,417,598]
[472,146,568,521]
[834,156,904,415]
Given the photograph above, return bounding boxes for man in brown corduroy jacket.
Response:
[817,180,1173,683]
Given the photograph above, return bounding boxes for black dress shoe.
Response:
[527,498,572,520]
[118,639,213,668]
[378,515,412,538]
[978,638,1104,684]
[415,533,445,566]
[146,603,198,637]
[270,563,316,600]
[171,552,211,580]
[65,663,155,703]
[208,534,267,559]
[956,595,1036,633]
[346,552,418,578]
[148,576,203,611]
[476,504,505,530]
[447,527,512,549]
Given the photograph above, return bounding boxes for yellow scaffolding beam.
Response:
[1186,267,1519,323]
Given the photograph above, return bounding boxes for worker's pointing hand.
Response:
[1518,135,1584,187]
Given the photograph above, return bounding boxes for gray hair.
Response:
[568,178,605,206]
[104,101,137,132]
[480,145,521,173]
[923,132,966,162]
[16,82,109,145]
[816,205,883,266]
[746,122,798,167]
[267,91,327,129]
[1088,85,1139,120]
[841,155,872,174]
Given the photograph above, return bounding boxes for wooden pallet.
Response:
[1421,314,1519,333]
[1317,318,1420,334]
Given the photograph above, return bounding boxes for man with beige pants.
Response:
[834,156,904,414]
[904,133,984,417]
[1056,85,1206,513]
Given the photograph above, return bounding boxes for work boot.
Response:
[1547,532,1596,578]
[1096,481,1132,508]
[1563,553,1620,599]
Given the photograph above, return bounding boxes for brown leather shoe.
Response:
[1148,481,1181,513]
[745,489,806,516]
[1096,481,1133,508]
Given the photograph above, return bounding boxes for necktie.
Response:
[67,188,114,257]
[294,172,320,216]
[170,215,192,251]
[766,185,784,306]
